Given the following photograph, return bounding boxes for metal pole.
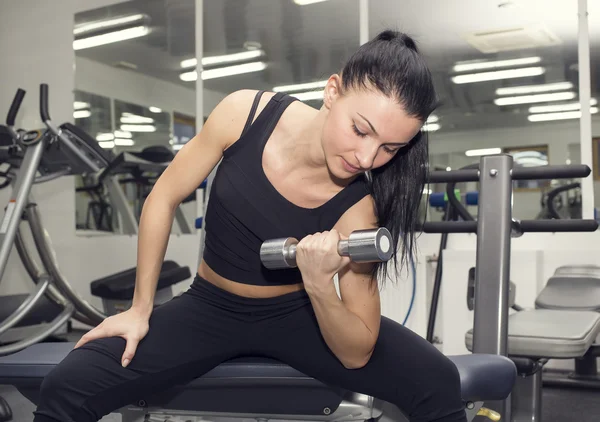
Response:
[0,141,45,281]
[578,0,594,218]
[359,0,369,45]
[472,154,513,419]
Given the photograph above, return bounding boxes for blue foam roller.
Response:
[195,217,203,229]
[465,191,479,206]
[429,192,446,207]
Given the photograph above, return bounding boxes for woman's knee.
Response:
[409,354,465,421]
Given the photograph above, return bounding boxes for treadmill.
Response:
[0,85,191,357]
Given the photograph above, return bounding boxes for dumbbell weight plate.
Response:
[343,227,393,263]
[260,237,299,270]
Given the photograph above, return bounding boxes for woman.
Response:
[33,30,467,422]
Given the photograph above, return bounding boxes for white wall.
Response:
[0,0,75,130]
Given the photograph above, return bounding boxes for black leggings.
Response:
[33,275,467,422]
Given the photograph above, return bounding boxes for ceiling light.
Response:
[465,148,502,157]
[114,138,135,146]
[180,62,267,81]
[120,114,154,124]
[99,141,115,149]
[149,106,162,113]
[96,133,115,141]
[452,67,546,84]
[423,122,441,132]
[289,91,324,101]
[494,91,576,106]
[73,26,149,50]
[496,82,573,96]
[294,0,329,4]
[74,101,90,110]
[74,110,91,119]
[427,114,439,124]
[274,80,328,92]
[74,14,146,35]
[453,56,541,72]
[120,124,156,132]
[181,50,265,68]
[529,99,598,113]
[528,108,599,122]
[114,130,132,138]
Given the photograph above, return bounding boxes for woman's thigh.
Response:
[34,289,246,422]
[262,306,467,422]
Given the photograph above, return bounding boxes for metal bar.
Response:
[0,140,45,282]
[174,206,192,234]
[518,219,598,232]
[472,155,513,420]
[0,304,74,357]
[26,200,105,325]
[428,169,479,183]
[428,164,591,184]
[578,0,594,218]
[359,0,369,45]
[421,221,477,233]
[0,277,50,337]
[513,164,590,180]
[105,176,138,235]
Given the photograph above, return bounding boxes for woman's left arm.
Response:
[304,196,382,369]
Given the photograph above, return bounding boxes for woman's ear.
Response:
[323,74,343,110]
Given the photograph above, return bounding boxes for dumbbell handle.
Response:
[260,227,393,270]
[285,239,350,262]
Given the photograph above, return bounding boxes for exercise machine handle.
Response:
[6,88,26,126]
[40,84,50,122]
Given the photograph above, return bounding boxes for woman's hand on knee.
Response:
[74,308,150,368]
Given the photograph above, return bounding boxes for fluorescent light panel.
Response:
[181,50,264,68]
[96,133,114,141]
[496,82,573,96]
[529,99,598,113]
[494,92,576,106]
[74,110,91,119]
[74,101,90,110]
[528,108,599,122]
[294,0,329,4]
[120,114,154,124]
[180,61,267,81]
[289,91,324,101]
[274,80,328,92]
[73,26,149,50]
[149,106,162,113]
[120,124,156,132]
[453,56,541,72]
[452,67,545,84]
[114,138,135,146]
[74,14,145,35]
[423,122,441,132]
[99,141,115,149]
[465,148,502,157]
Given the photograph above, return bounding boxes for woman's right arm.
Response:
[74,90,260,362]
[131,89,259,318]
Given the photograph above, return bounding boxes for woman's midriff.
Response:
[197,260,305,298]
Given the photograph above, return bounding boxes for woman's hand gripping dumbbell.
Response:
[260,227,393,270]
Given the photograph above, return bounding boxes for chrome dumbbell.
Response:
[260,228,393,269]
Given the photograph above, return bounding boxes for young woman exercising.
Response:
[33,30,467,422]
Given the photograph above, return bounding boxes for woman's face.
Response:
[321,76,423,179]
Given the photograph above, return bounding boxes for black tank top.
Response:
[202,91,370,286]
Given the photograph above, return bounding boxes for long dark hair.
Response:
[340,30,437,285]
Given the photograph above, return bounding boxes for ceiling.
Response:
[74,0,600,133]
